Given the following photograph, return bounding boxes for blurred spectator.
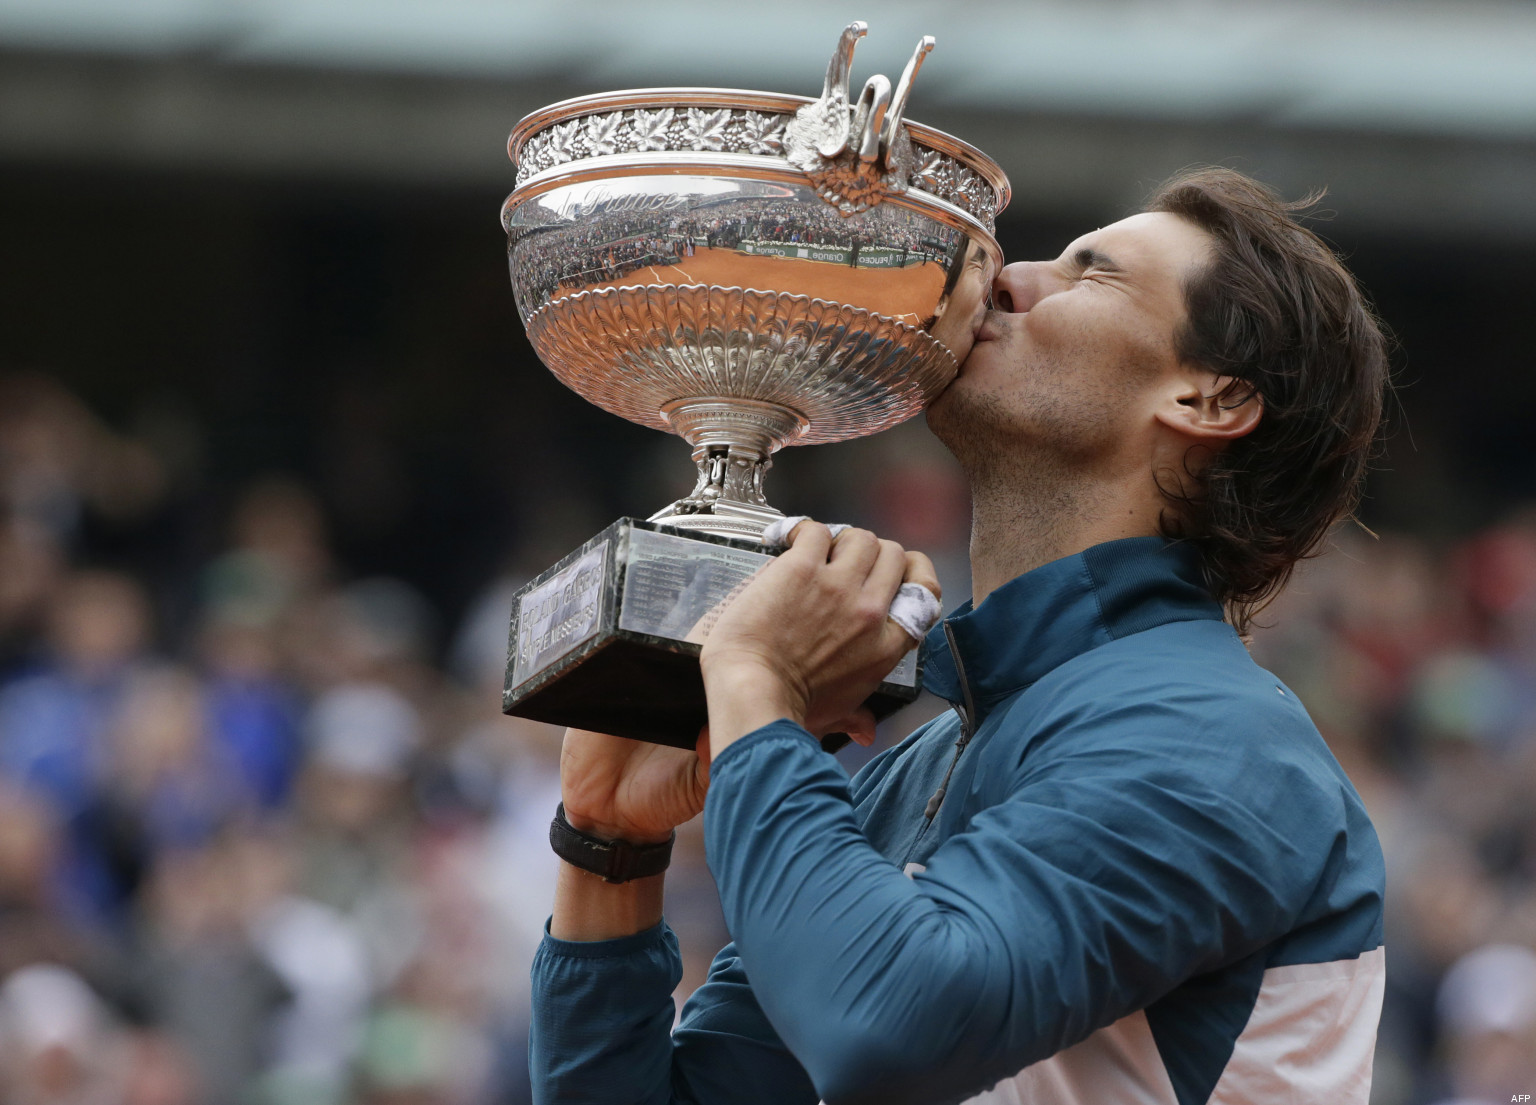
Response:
[196,606,303,813]
[0,783,96,980]
[0,571,155,924]
[0,520,65,675]
[282,579,439,698]
[0,963,117,1104]
[1431,944,1536,1105]
[296,684,426,998]
[128,839,287,1105]
[0,962,198,1105]
[0,373,166,547]
[105,667,246,856]
[204,479,335,614]
[242,827,371,1105]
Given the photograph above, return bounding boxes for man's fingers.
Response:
[762,515,848,551]
[884,551,943,643]
[821,708,878,747]
[845,708,878,747]
[786,530,941,645]
[827,527,881,577]
[866,537,908,602]
[903,551,941,602]
[780,518,834,562]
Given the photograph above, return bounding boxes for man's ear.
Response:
[1155,372,1262,443]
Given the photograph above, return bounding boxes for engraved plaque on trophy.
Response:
[500,24,1008,749]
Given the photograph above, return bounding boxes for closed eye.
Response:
[1073,247,1120,276]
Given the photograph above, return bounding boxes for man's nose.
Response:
[991,261,1060,314]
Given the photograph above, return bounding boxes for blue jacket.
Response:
[530,537,1386,1105]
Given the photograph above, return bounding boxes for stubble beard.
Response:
[926,349,1119,552]
[928,359,1097,493]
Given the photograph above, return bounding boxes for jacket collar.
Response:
[920,536,1224,727]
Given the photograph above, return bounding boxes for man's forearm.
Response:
[550,861,665,941]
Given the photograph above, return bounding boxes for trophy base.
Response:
[503,518,921,751]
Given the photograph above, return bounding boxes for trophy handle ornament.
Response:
[810,20,866,159]
[785,25,936,216]
[882,36,935,155]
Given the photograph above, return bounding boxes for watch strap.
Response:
[549,802,675,883]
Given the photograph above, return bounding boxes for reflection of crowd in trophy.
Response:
[511,224,681,308]
[510,195,965,311]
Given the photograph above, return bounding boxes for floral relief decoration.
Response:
[515,107,996,227]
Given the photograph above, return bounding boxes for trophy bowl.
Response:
[501,25,1008,746]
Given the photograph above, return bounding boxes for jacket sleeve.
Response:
[703,716,1355,1105]
[529,923,682,1105]
[528,916,819,1104]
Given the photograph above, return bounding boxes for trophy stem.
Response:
[647,398,808,540]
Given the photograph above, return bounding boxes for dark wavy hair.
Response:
[1145,168,1389,633]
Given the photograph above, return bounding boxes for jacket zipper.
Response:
[900,621,979,870]
[922,620,977,822]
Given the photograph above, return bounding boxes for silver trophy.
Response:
[501,24,1008,747]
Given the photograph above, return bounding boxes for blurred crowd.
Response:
[0,367,1532,1104]
[0,371,601,1105]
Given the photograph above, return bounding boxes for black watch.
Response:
[549,803,675,884]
